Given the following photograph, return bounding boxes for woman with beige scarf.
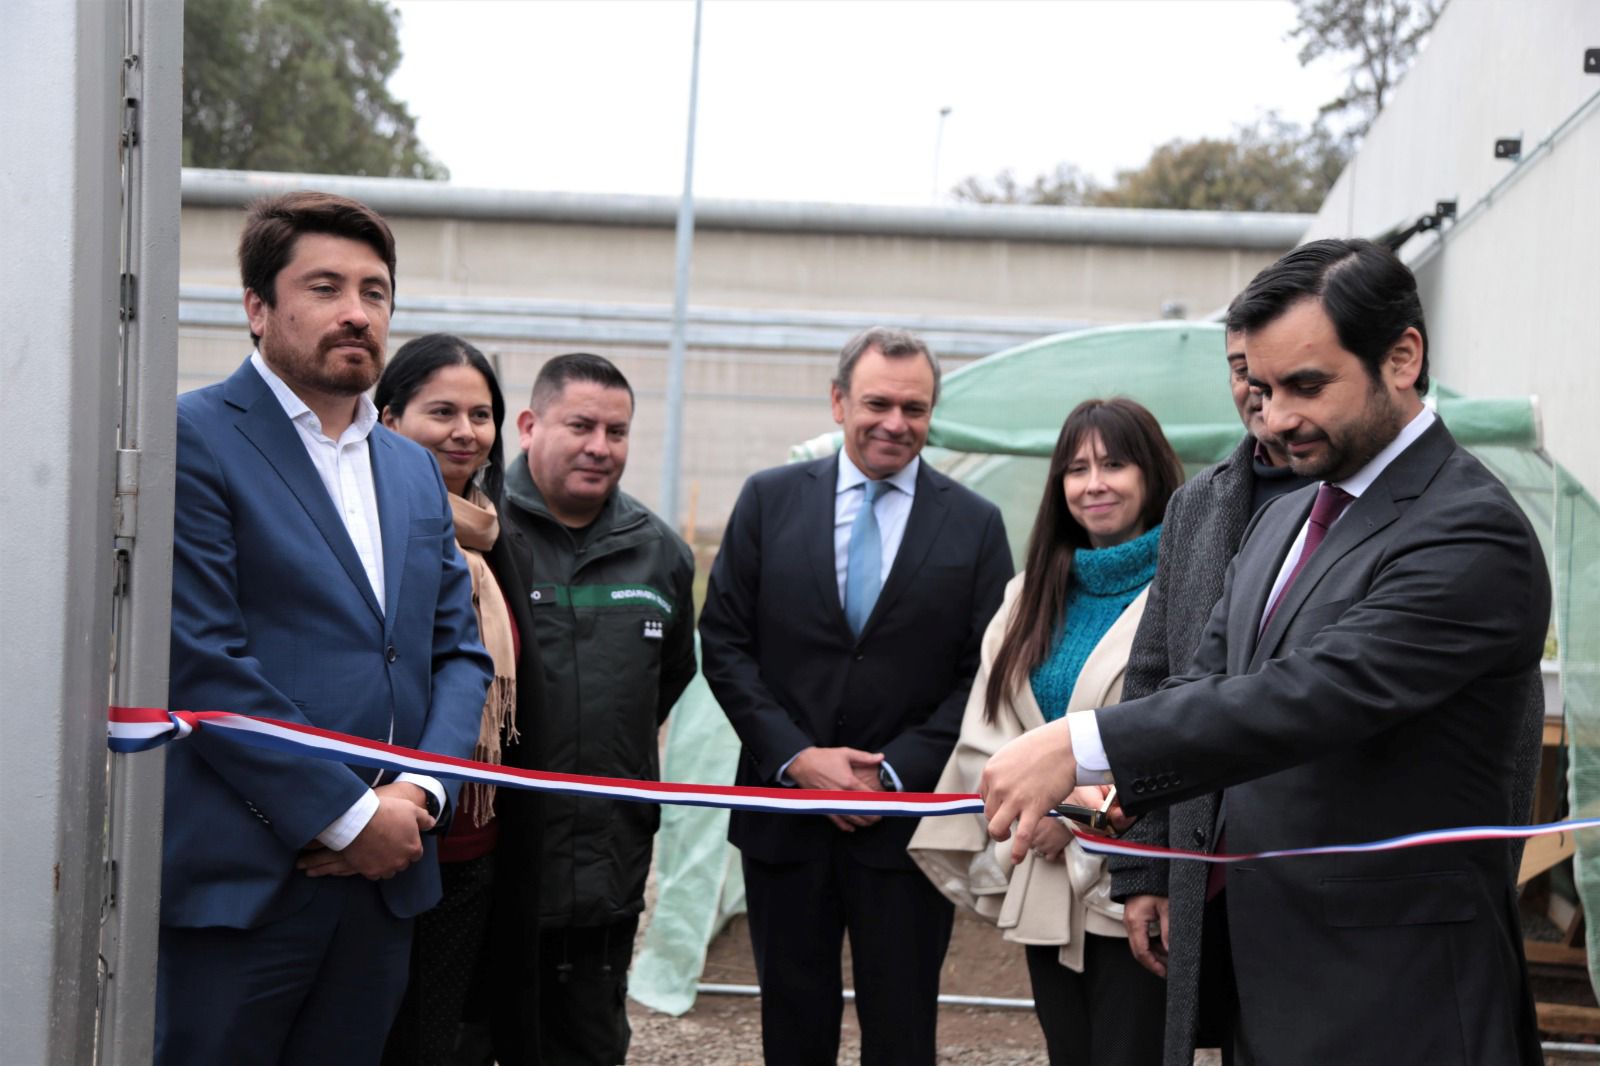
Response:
[909,398,1183,1066]
[376,334,544,1065]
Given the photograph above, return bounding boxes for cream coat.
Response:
[908,571,1149,972]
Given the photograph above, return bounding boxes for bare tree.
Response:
[1292,0,1445,138]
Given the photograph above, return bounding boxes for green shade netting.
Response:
[633,321,1600,1012]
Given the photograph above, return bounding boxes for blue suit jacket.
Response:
[162,358,493,928]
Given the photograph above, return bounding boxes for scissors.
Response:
[1052,786,1134,837]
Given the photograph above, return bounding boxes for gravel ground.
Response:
[624,751,1600,1065]
[624,905,1600,1065]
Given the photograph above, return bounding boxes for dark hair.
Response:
[237,191,398,344]
[983,397,1183,723]
[833,327,942,405]
[529,352,635,413]
[375,334,507,502]
[1226,238,1430,396]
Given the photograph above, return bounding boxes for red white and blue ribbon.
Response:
[108,705,1598,863]
[107,706,979,818]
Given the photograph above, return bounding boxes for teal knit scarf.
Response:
[1029,524,1162,721]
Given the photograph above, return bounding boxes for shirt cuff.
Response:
[878,760,904,792]
[317,789,379,851]
[1067,710,1114,786]
[396,773,447,818]
[777,752,801,787]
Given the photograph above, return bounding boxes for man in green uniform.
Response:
[499,352,696,1065]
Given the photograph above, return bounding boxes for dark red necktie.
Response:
[1261,483,1355,630]
[1210,483,1355,901]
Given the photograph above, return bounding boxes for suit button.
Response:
[854,653,864,662]
[1133,782,1147,794]
[386,645,397,663]
[1193,828,1206,846]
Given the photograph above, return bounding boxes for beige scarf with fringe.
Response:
[450,487,520,825]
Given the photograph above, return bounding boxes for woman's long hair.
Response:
[982,397,1183,724]
[375,333,508,502]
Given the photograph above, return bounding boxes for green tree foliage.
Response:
[183,0,446,179]
[953,116,1347,213]
[1292,0,1444,138]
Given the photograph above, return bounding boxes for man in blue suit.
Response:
[157,191,493,1065]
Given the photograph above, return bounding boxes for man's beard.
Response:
[1285,381,1404,482]
[264,326,384,396]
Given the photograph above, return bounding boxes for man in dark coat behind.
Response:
[1106,323,1309,1064]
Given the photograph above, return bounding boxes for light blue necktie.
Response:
[846,480,889,635]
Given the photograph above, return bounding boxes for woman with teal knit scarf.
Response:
[909,398,1183,1066]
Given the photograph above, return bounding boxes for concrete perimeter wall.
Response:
[178,172,1303,529]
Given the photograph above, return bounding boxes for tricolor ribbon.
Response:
[109,705,1598,863]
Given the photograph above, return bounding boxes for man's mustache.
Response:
[320,328,380,356]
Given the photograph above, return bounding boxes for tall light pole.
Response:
[658,0,703,530]
[931,105,953,202]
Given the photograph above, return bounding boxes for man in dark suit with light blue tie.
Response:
[156,191,493,1065]
[700,327,1013,1064]
[982,240,1549,1064]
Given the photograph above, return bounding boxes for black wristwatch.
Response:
[420,789,442,821]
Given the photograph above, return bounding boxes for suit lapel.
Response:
[1251,489,1398,666]
[867,464,949,632]
[1230,489,1312,670]
[227,361,385,622]
[1248,421,1454,667]
[805,457,853,635]
[370,428,410,628]
[1214,438,1257,552]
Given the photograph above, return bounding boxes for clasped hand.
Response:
[296,782,435,880]
[787,745,886,833]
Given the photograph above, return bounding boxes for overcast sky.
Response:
[389,0,1350,206]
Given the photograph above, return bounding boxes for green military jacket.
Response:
[500,453,696,928]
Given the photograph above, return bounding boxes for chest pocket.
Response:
[409,515,448,539]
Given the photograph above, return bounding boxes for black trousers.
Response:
[383,852,498,1066]
[1024,934,1166,1066]
[743,848,954,1066]
[538,916,640,1065]
[1195,893,1237,1062]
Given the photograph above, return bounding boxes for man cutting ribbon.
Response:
[980,239,1550,1066]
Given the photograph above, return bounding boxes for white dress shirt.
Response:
[1067,406,1438,782]
[249,352,445,848]
[833,453,920,605]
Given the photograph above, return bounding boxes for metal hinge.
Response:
[112,449,139,599]
[119,272,137,322]
[113,448,139,539]
[121,95,139,149]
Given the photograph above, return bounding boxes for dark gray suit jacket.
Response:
[1099,420,1549,1065]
